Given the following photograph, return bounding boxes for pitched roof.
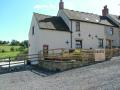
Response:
[108,14,120,26]
[62,9,114,26]
[34,13,70,32]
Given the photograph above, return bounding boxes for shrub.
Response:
[2,49,5,53]
[15,48,18,51]
[0,48,1,53]
[10,47,15,52]
[18,46,24,51]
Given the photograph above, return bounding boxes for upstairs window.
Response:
[107,27,113,35]
[109,27,113,35]
[32,26,34,35]
[76,21,80,31]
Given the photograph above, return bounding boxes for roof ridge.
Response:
[63,9,100,16]
[109,14,119,17]
[33,12,53,17]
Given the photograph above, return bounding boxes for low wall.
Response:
[94,49,105,61]
[105,48,120,60]
[38,60,94,71]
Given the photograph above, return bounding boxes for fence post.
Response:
[24,57,26,66]
[9,57,11,70]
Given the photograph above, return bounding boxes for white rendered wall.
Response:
[29,14,40,55]
[72,21,106,49]
[29,15,71,55]
[35,29,71,54]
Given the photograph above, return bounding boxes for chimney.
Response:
[59,0,64,10]
[102,5,109,16]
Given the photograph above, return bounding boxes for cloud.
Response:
[64,0,120,15]
[34,4,57,10]
[33,0,120,15]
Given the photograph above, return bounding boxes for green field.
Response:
[0,45,28,59]
[0,45,20,52]
[0,51,20,58]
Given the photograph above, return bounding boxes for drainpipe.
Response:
[70,20,73,49]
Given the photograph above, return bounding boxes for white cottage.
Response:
[29,0,120,55]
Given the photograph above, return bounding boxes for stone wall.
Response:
[38,60,94,71]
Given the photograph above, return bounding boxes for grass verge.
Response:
[0,51,21,59]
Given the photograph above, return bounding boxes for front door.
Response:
[106,39,112,48]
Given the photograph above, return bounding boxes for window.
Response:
[109,27,113,35]
[32,26,34,35]
[76,21,80,31]
[106,39,112,48]
[75,40,82,48]
[98,39,103,48]
[107,27,113,35]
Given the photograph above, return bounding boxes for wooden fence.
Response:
[0,48,119,70]
[39,49,95,62]
[0,54,39,71]
[105,48,120,60]
[39,48,120,61]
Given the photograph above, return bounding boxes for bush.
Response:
[15,48,18,51]
[2,49,5,53]
[0,48,1,53]
[18,46,24,51]
[10,47,15,52]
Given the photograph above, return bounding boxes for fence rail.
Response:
[39,48,95,62]
[0,54,39,71]
[105,48,120,59]
[0,48,120,71]
[39,48,120,61]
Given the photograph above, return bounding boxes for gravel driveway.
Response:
[0,57,120,90]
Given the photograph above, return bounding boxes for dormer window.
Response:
[76,21,80,31]
[96,19,99,22]
[32,26,34,35]
[85,18,89,21]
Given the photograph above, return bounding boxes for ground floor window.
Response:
[98,39,103,48]
[75,40,82,48]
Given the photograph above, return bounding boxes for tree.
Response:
[0,40,9,45]
[20,40,28,48]
[10,40,20,46]
[0,41,2,44]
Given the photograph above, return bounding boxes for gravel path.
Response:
[0,57,120,90]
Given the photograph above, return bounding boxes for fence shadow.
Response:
[29,66,59,77]
[0,65,58,77]
[0,65,29,75]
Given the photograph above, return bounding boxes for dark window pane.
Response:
[76,22,80,31]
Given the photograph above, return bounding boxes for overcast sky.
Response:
[0,0,120,41]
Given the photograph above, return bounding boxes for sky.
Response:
[0,0,120,42]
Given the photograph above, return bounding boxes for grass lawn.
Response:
[0,45,20,52]
[0,51,21,59]
[0,45,28,60]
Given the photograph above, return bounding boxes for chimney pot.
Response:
[59,0,64,10]
[102,5,109,16]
